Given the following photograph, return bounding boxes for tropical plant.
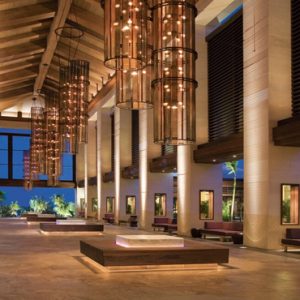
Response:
[0,205,11,217]
[225,161,238,221]
[51,194,75,217]
[29,196,48,213]
[0,190,5,203]
[222,200,231,221]
[9,201,21,217]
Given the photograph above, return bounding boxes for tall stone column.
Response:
[243,0,299,249]
[139,109,148,229]
[177,145,192,235]
[114,107,121,224]
[96,109,102,221]
[84,142,88,219]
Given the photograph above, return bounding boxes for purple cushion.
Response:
[286,228,300,239]
[204,222,223,229]
[223,222,243,231]
[154,217,169,224]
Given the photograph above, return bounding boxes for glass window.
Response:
[200,190,214,220]
[281,184,299,225]
[106,197,114,213]
[13,136,30,150]
[0,135,8,149]
[0,166,8,179]
[126,196,136,215]
[154,193,166,216]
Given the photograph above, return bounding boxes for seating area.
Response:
[281,228,300,252]
[152,217,177,233]
[102,213,115,224]
[40,220,104,234]
[26,214,66,223]
[198,221,243,244]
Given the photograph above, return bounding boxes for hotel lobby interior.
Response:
[0,0,300,299]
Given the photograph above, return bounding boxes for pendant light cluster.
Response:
[103,0,197,144]
[23,150,32,190]
[30,100,45,181]
[152,0,198,145]
[25,26,90,187]
[44,91,61,187]
[59,60,90,154]
[103,0,152,109]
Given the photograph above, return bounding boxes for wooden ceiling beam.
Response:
[65,19,103,40]
[0,86,33,100]
[0,79,34,93]
[0,0,52,12]
[0,67,37,86]
[0,41,45,64]
[0,2,57,29]
[34,0,72,93]
[0,58,40,75]
[0,29,49,50]
[0,53,42,68]
[0,20,51,39]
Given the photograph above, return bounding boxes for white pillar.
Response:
[243,0,297,249]
[139,109,148,229]
[114,107,120,224]
[96,109,102,221]
[84,143,88,219]
[177,145,192,235]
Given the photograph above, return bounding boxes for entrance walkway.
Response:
[0,218,299,300]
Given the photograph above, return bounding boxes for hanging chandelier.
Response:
[30,100,45,176]
[23,150,32,190]
[103,0,148,71]
[44,91,61,186]
[151,0,198,145]
[56,26,90,154]
[116,14,153,110]
[59,60,90,153]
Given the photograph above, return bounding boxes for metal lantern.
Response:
[116,15,153,110]
[59,60,90,154]
[116,66,152,109]
[152,0,198,145]
[103,0,148,70]
[30,105,45,175]
[23,150,32,190]
[44,91,61,186]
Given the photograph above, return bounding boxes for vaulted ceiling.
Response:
[0,0,111,115]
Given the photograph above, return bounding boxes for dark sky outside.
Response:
[0,128,75,206]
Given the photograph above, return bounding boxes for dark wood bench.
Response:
[27,215,66,223]
[199,221,243,244]
[40,222,104,233]
[102,213,114,224]
[281,228,300,252]
[118,216,138,227]
[152,217,177,233]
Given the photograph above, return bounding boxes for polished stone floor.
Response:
[0,218,299,300]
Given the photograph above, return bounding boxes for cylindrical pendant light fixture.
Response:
[116,65,152,109]
[152,0,198,145]
[45,91,61,186]
[71,60,90,144]
[23,150,32,190]
[116,15,153,110]
[59,60,90,153]
[30,105,45,174]
[103,0,148,70]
